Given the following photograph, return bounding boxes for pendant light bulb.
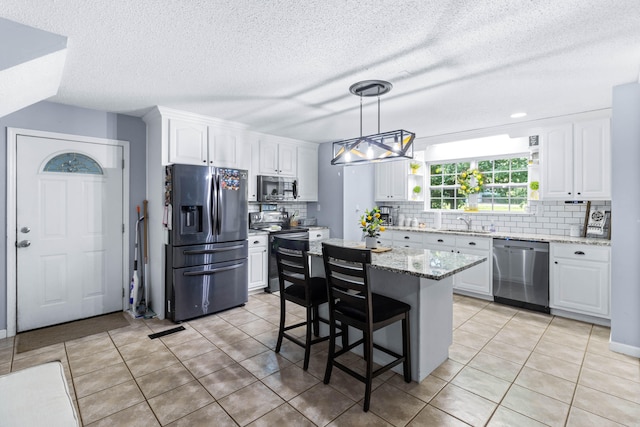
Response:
[367,145,374,159]
[345,150,352,162]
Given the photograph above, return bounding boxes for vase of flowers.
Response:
[360,206,385,248]
[457,168,484,212]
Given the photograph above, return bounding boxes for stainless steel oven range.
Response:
[249,211,309,292]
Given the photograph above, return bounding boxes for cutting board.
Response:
[356,244,392,253]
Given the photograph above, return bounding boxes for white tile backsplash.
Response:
[387,200,611,237]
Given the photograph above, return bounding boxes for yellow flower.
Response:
[367,215,372,221]
[461,172,467,178]
[461,185,466,190]
[475,186,480,191]
[473,169,478,174]
[380,226,386,232]
[375,213,380,218]
[361,220,366,226]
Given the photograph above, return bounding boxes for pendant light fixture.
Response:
[331,80,415,165]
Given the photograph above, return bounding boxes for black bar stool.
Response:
[274,236,330,370]
[321,242,411,412]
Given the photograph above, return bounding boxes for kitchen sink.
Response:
[441,228,492,234]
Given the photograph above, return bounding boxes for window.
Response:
[429,156,528,212]
[43,152,103,175]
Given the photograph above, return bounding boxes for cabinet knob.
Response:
[555,261,558,264]
[469,242,476,246]
[577,192,581,195]
[568,192,571,195]
[437,239,444,242]
[203,160,207,163]
[574,251,585,255]
[404,236,410,239]
[253,240,260,244]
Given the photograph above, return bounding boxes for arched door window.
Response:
[43,152,104,175]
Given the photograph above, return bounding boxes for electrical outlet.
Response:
[317,204,321,211]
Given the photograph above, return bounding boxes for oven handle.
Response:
[183,244,245,255]
[183,263,243,276]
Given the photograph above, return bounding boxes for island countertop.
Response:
[307,238,486,281]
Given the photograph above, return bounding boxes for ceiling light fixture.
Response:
[331,80,415,165]
[510,112,527,118]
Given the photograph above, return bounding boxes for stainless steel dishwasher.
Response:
[493,239,549,313]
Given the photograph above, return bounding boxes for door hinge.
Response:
[122,159,125,169]
[122,288,125,298]
[123,224,125,233]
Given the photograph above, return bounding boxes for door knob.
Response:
[20,226,31,233]
[17,240,31,248]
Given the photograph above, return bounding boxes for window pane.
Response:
[443,175,456,185]
[494,159,510,170]
[430,189,442,198]
[431,175,443,185]
[443,189,455,198]
[430,164,442,174]
[443,199,455,210]
[511,158,528,170]
[478,160,492,172]
[511,171,527,183]
[431,200,442,209]
[457,162,470,171]
[495,172,509,183]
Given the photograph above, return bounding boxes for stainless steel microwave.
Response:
[257,175,298,202]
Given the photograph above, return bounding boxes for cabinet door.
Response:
[550,258,610,317]
[248,139,260,201]
[248,245,267,292]
[390,160,409,200]
[168,118,208,165]
[574,119,611,200]
[309,228,330,241]
[374,163,391,201]
[210,126,247,169]
[296,145,318,201]
[278,143,297,176]
[540,124,573,200]
[453,237,491,295]
[259,140,279,175]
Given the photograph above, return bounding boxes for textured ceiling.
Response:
[3,1,640,143]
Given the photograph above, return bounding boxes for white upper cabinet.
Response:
[374,160,408,201]
[248,138,260,201]
[296,144,319,201]
[168,118,209,165]
[259,139,296,176]
[210,126,249,169]
[540,118,610,200]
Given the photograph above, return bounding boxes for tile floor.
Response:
[1,293,639,426]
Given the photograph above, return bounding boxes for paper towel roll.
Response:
[434,211,442,229]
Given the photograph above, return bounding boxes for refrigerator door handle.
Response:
[216,173,222,235]
[183,245,245,255]
[293,179,298,199]
[210,170,218,237]
[183,263,243,276]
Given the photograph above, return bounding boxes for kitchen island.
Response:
[306,238,486,382]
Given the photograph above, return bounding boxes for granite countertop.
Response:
[248,229,269,235]
[307,238,486,281]
[385,226,611,246]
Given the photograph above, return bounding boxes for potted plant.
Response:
[409,161,422,174]
[412,185,422,200]
[359,206,385,248]
[529,181,539,200]
[457,169,484,211]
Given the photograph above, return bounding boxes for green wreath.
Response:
[457,169,485,196]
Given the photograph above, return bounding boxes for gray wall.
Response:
[0,101,147,331]
[312,142,375,240]
[610,82,640,352]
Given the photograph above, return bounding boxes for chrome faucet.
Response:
[456,216,472,231]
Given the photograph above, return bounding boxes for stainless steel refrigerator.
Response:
[165,164,248,322]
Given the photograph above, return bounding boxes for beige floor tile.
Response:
[515,366,576,403]
[483,302,519,317]
[218,381,286,426]
[244,294,270,309]
[187,315,233,336]
[85,402,160,427]
[512,310,553,328]
[328,403,393,427]
[0,361,11,375]
[11,350,69,373]
[548,316,593,337]
[408,404,470,427]
[487,405,547,427]
[0,346,13,365]
[386,373,447,403]
[276,339,307,364]
[502,319,547,338]
[468,352,522,382]
[68,347,123,377]
[525,351,581,382]
[482,339,532,365]
[252,329,280,349]
[219,337,270,362]
[534,337,585,365]
[453,308,477,329]
[199,362,257,399]
[579,366,640,404]
[469,310,512,329]
[74,362,133,398]
[582,352,640,382]
[262,363,320,400]
[455,296,491,311]
[237,318,279,336]
[0,337,15,350]
[181,348,235,378]
[77,380,145,425]
[289,383,354,427]
[12,342,65,361]
[118,337,167,361]
[492,327,540,351]
[586,338,640,364]
[451,366,511,403]
[324,367,383,402]
[501,384,570,427]
[135,363,195,399]
[448,342,480,364]
[249,403,316,427]
[158,325,204,347]
[218,309,262,326]
[143,318,179,333]
[125,347,179,378]
[167,336,217,360]
[166,402,237,427]
[573,384,640,425]
[240,349,293,379]
[65,336,115,362]
[109,325,153,347]
[565,406,625,427]
[542,328,589,350]
[430,383,497,427]
[202,325,251,347]
[456,319,502,338]
[452,329,492,350]
[430,359,464,382]
[367,382,426,426]
[148,380,215,425]
[590,324,611,342]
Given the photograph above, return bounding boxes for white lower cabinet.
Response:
[308,228,330,241]
[550,243,610,318]
[248,235,268,293]
[376,230,395,247]
[393,231,424,248]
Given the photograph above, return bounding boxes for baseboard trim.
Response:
[0,329,7,340]
[609,340,640,358]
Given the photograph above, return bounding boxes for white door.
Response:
[16,135,124,331]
